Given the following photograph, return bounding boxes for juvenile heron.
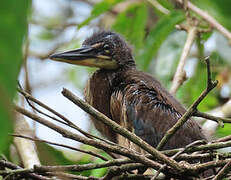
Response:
[50,31,207,150]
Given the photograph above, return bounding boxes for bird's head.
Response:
[50,31,135,70]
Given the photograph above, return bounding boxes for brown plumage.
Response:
[50,31,207,150]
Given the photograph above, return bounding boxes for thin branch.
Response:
[152,140,206,180]
[157,57,218,150]
[191,159,231,173]
[46,172,98,180]
[213,135,231,143]
[12,134,108,161]
[61,88,184,173]
[17,88,116,146]
[170,26,197,95]
[0,160,49,180]
[163,140,231,155]
[212,160,231,180]
[175,0,231,43]
[194,111,231,126]
[14,105,167,172]
[34,160,143,173]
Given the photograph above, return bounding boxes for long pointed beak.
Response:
[50,46,118,69]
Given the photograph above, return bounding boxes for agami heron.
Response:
[50,31,207,151]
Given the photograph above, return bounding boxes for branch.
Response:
[202,98,231,137]
[212,160,231,180]
[12,134,108,161]
[163,140,231,155]
[191,159,231,173]
[175,0,231,43]
[157,57,218,150]
[17,88,116,146]
[46,172,99,180]
[0,160,49,180]
[61,88,184,173]
[14,105,166,172]
[194,111,231,126]
[14,114,41,168]
[152,140,206,180]
[170,25,197,95]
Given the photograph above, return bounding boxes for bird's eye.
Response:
[103,44,110,54]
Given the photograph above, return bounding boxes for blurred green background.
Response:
[1,0,231,177]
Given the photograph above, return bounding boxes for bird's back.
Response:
[110,69,206,150]
[85,68,206,150]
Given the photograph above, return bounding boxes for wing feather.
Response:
[110,70,206,150]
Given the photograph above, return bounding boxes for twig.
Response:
[117,173,154,180]
[213,135,231,143]
[46,172,99,180]
[194,111,231,127]
[14,105,167,172]
[175,0,231,43]
[61,88,184,173]
[170,26,197,95]
[191,159,231,173]
[212,160,231,180]
[164,140,231,155]
[12,134,108,161]
[0,160,49,180]
[157,57,218,150]
[17,88,116,146]
[152,140,206,180]
[34,160,143,173]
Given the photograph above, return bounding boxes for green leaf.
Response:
[0,1,31,154]
[79,0,124,29]
[139,11,184,70]
[112,3,148,50]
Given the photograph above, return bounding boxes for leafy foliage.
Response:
[2,0,231,178]
[79,0,125,28]
[0,0,30,154]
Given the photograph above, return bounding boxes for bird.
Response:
[50,30,207,151]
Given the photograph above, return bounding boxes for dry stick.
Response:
[17,88,116,147]
[213,135,231,143]
[104,144,231,180]
[212,160,231,180]
[164,140,231,156]
[170,26,197,95]
[12,134,108,161]
[19,89,70,126]
[176,0,231,42]
[151,140,206,180]
[0,160,49,180]
[61,89,184,173]
[34,160,149,173]
[174,152,231,162]
[194,111,231,125]
[46,172,98,180]
[191,159,231,173]
[18,88,120,160]
[15,105,166,173]
[17,135,231,176]
[6,139,230,178]
[117,174,154,180]
[157,57,218,150]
